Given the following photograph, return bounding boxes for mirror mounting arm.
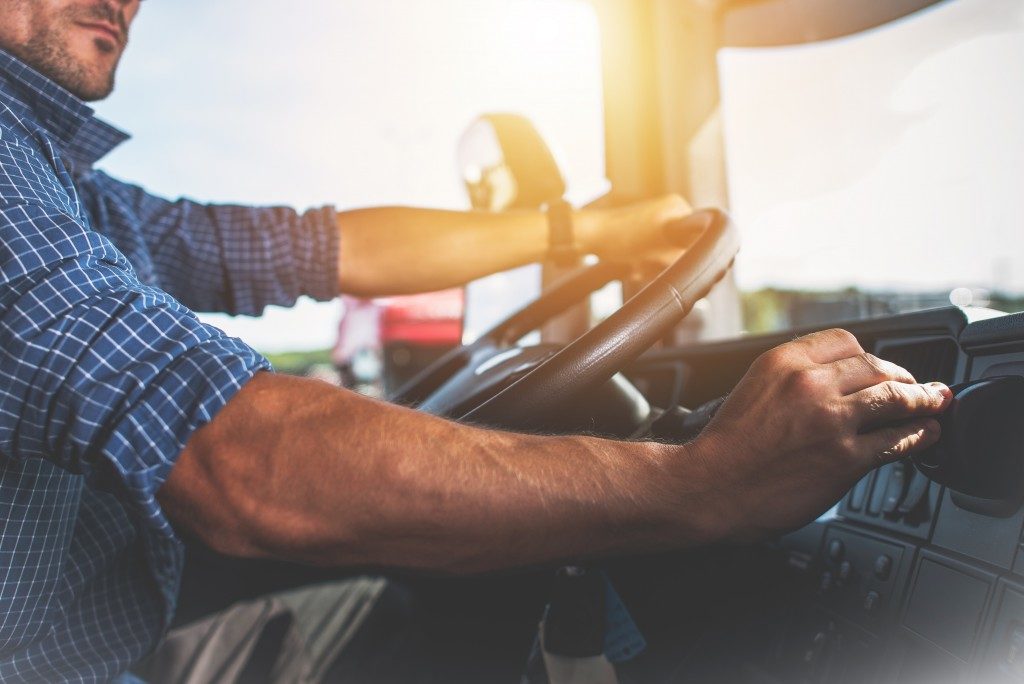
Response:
[544,199,580,267]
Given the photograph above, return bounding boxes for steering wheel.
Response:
[391,208,739,434]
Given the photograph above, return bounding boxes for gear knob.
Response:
[913,376,1024,502]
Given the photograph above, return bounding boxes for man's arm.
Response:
[336,197,692,297]
[79,171,340,316]
[84,172,692,309]
[159,329,951,574]
[159,372,699,573]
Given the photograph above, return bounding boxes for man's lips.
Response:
[76,22,123,46]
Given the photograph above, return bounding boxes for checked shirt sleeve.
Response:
[0,174,270,536]
[79,171,340,316]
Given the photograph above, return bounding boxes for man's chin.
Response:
[15,36,118,101]
[76,76,115,102]
[54,58,116,101]
[56,67,115,101]
[65,51,119,100]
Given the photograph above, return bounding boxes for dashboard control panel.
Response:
[628,308,1024,682]
[813,314,1024,683]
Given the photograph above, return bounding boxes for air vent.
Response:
[875,338,959,385]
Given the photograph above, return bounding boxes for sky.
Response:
[720,0,1024,294]
[93,0,605,352]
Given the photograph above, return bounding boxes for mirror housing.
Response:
[457,113,567,211]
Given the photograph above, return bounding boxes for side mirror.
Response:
[457,113,567,211]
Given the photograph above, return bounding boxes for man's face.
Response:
[0,0,141,101]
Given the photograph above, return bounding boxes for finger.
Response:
[849,381,951,430]
[662,217,702,250]
[827,353,916,394]
[856,418,941,467]
[790,328,864,365]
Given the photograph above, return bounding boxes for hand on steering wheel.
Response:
[392,209,739,435]
[581,194,699,270]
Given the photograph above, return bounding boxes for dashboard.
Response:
[625,307,1024,683]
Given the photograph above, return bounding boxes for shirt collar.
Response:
[0,48,129,169]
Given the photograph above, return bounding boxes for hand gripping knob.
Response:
[913,376,1024,502]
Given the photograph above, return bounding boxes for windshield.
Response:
[718,0,1024,332]
[95,0,605,355]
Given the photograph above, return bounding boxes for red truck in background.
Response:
[332,289,464,396]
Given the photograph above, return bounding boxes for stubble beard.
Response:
[13,4,121,102]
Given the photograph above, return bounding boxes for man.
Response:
[0,0,951,681]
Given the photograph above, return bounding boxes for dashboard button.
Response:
[863,591,881,614]
[828,539,845,562]
[898,470,930,516]
[882,462,908,514]
[873,555,893,581]
[867,465,890,515]
[849,474,872,511]
[838,561,853,583]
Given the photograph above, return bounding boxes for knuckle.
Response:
[862,381,915,417]
[828,328,862,352]
[667,193,690,210]
[880,380,909,407]
[752,349,774,369]
[831,328,858,343]
[785,367,819,395]
[858,353,887,379]
[894,363,917,384]
[755,346,789,370]
[865,393,887,415]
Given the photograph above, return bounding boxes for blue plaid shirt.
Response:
[0,51,339,681]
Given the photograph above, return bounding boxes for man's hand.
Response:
[684,329,951,542]
[578,194,695,270]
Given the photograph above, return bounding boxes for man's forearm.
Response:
[333,197,697,297]
[336,206,585,297]
[159,373,719,573]
[160,330,952,574]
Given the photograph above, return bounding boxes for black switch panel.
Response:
[817,524,914,635]
[840,462,942,541]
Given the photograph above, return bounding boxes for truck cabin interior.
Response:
[176,2,1024,682]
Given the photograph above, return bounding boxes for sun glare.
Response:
[96,0,605,353]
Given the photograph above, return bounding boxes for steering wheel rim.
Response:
[388,261,632,408]
[460,208,739,431]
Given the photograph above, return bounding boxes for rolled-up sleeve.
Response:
[78,171,340,316]
[0,199,270,534]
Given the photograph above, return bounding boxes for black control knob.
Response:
[913,376,1024,501]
